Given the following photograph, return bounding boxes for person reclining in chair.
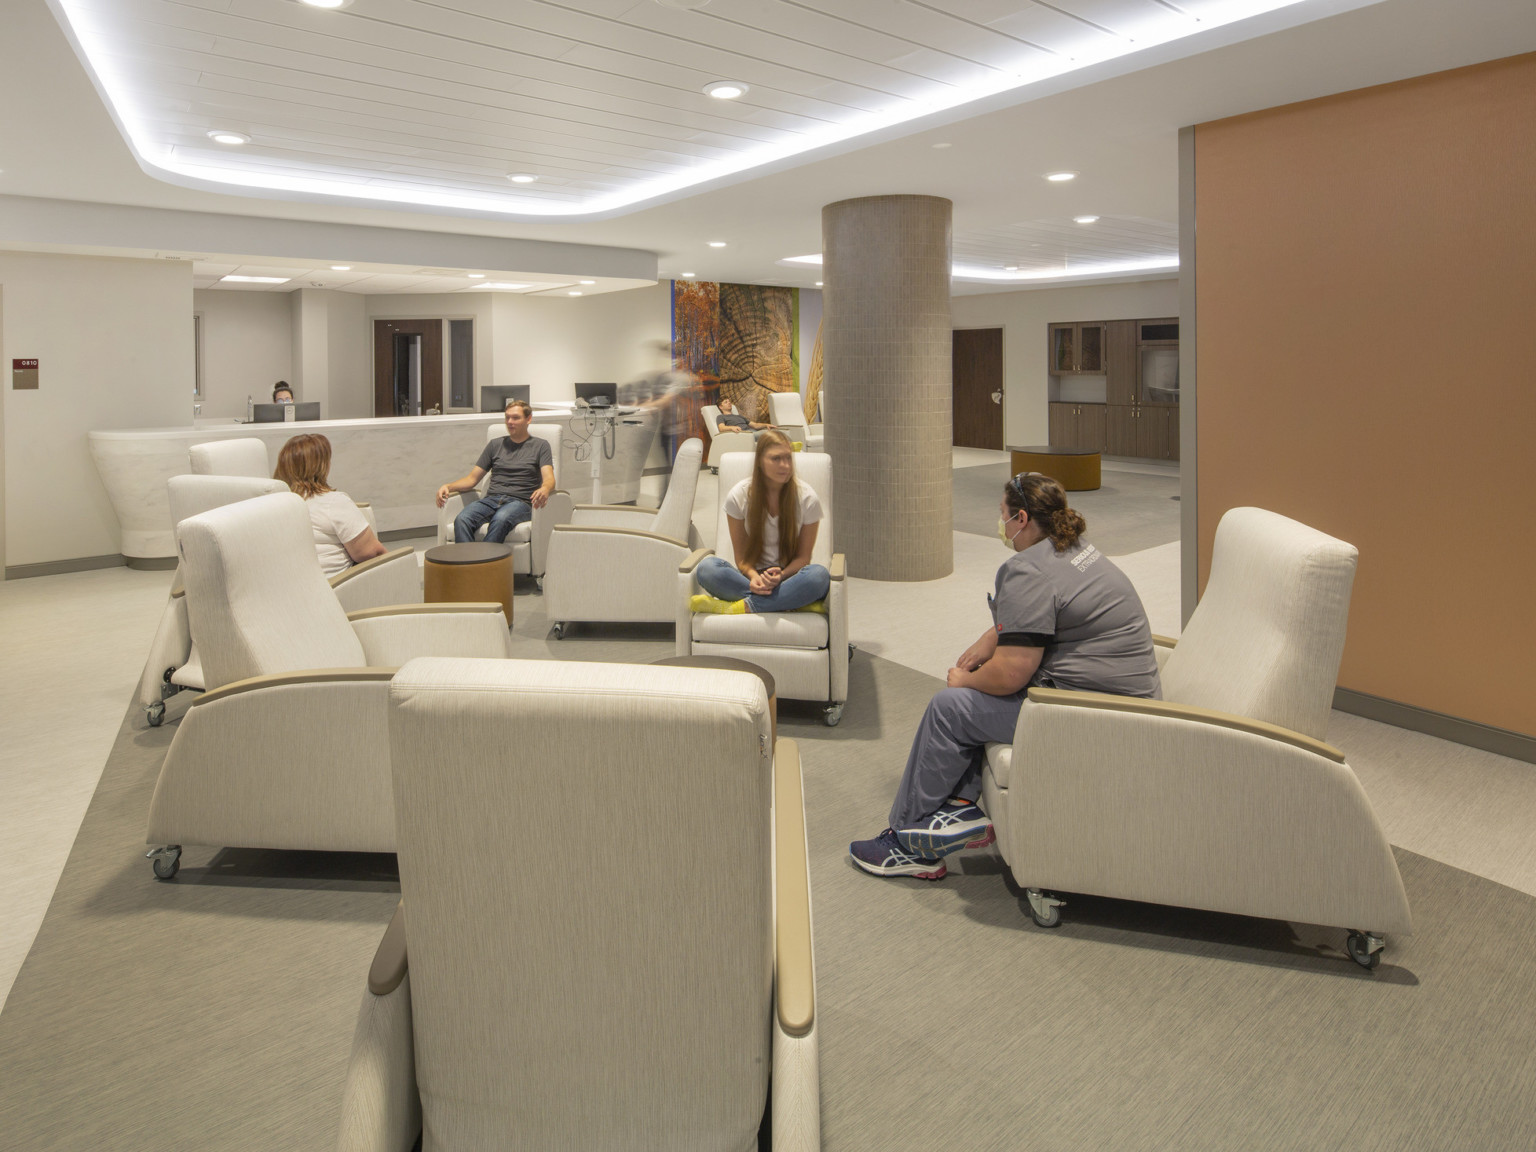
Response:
[714,397,776,440]
[849,473,1161,880]
[435,399,555,544]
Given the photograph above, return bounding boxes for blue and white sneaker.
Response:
[896,802,994,858]
[849,829,947,880]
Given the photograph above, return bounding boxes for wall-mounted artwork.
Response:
[672,281,799,436]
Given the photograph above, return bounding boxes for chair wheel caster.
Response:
[551,622,566,639]
[1346,930,1383,970]
[535,576,545,593]
[147,845,181,881]
[146,702,165,727]
[1025,888,1065,928]
[823,703,844,727]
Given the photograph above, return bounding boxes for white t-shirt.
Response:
[306,489,370,577]
[722,478,823,570]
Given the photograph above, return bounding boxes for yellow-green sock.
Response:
[690,594,747,615]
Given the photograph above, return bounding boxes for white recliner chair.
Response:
[677,452,849,725]
[700,404,757,472]
[144,493,512,879]
[983,507,1412,969]
[335,657,819,1151]
[435,423,573,586]
[189,437,270,478]
[769,392,824,453]
[542,437,703,633]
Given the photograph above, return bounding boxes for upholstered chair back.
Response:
[700,405,722,442]
[178,492,365,690]
[715,450,834,568]
[1162,507,1357,741]
[167,474,287,533]
[769,391,809,429]
[189,438,270,478]
[387,657,774,1150]
[650,437,702,542]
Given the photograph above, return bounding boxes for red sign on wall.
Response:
[12,358,39,389]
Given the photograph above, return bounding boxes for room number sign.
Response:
[12,358,39,389]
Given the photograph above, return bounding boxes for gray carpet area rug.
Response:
[953,463,1181,555]
[3,642,1535,1150]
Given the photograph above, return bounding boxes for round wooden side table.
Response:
[423,542,514,625]
[650,655,777,744]
[1008,445,1102,492]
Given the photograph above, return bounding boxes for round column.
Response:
[822,195,953,580]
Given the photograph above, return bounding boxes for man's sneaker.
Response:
[896,802,994,858]
[849,829,947,880]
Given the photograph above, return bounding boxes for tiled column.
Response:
[823,195,953,580]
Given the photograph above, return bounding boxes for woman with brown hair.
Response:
[274,433,388,577]
[694,429,830,613]
[850,472,1161,880]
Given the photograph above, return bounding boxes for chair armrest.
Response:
[569,504,657,529]
[828,553,845,581]
[529,490,575,575]
[1151,634,1178,649]
[1025,686,1345,763]
[349,604,512,664]
[331,549,422,614]
[369,901,408,995]
[191,667,397,708]
[331,547,416,588]
[679,547,713,575]
[773,738,815,1038]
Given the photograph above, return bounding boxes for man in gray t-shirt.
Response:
[436,401,556,544]
[850,473,1159,880]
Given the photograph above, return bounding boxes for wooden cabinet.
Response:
[1048,322,1105,374]
[1048,402,1105,452]
[1105,320,1136,405]
[1106,404,1136,456]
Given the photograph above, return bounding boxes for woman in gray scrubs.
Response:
[849,473,1162,880]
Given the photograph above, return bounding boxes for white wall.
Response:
[2,252,191,567]
[492,282,671,402]
[193,288,292,420]
[326,291,370,418]
[951,277,1180,447]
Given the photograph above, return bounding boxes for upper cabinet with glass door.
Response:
[1048,322,1106,374]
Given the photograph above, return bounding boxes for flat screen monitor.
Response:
[253,402,321,423]
[575,382,617,408]
[480,385,531,413]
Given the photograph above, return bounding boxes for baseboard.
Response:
[1334,687,1536,766]
[125,556,178,571]
[6,554,126,579]
[378,526,435,543]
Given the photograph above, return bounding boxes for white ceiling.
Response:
[5,0,1536,293]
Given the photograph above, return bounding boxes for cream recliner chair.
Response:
[677,452,849,725]
[701,404,757,472]
[335,657,819,1151]
[769,392,823,453]
[542,437,703,633]
[983,507,1412,969]
[138,476,422,725]
[434,423,572,587]
[189,437,270,478]
[144,493,512,880]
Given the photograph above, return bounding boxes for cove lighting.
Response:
[1045,171,1078,182]
[329,265,351,270]
[1073,215,1100,224]
[481,282,531,289]
[703,82,748,100]
[507,174,538,184]
[55,0,1332,219]
[206,131,249,145]
[221,274,289,283]
[781,254,823,266]
[954,256,1179,282]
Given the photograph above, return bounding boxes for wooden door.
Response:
[1048,402,1072,447]
[1049,324,1075,374]
[1078,323,1105,373]
[952,328,1003,449]
[374,319,443,417]
[1135,406,1170,459]
[1079,403,1106,453]
[1106,405,1137,456]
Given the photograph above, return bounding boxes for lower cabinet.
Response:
[1048,402,1106,452]
[1104,404,1179,460]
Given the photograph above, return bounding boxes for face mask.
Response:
[998,513,1022,548]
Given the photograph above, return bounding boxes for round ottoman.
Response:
[1008,445,1101,492]
[423,542,514,625]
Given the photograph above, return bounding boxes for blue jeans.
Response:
[697,556,831,613]
[455,495,532,544]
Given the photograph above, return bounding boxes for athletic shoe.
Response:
[896,802,994,858]
[689,594,746,615]
[849,829,947,880]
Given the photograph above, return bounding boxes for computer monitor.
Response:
[480,385,531,413]
[574,382,617,408]
[253,402,321,423]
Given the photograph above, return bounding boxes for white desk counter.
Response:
[89,409,661,559]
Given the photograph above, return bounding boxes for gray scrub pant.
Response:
[887,686,1026,830]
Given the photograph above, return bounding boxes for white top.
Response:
[723,478,824,570]
[306,489,370,577]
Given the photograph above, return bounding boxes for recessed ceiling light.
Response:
[329,265,351,271]
[655,0,712,8]
[568,291,583,296]
[467,273,485,278]
[681,272,696,278]
[1045,171,1078,182]
[703,82,748,100]
[782,254,823,266]
[708,241,727,248]
[507,174,538,184]
[300,0,352,7]
[579,279,596,285]
[1004,265,1020,272]
[814,281,823,287]
[1073,215,1100,224]
[221,274,289,284]
[207,131,250,145]
[932,142,952,150]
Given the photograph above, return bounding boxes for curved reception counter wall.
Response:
[90,409,661,559]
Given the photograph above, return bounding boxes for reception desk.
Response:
[89,408,661,559]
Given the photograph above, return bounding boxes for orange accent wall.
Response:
[1195,52,1536,737]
